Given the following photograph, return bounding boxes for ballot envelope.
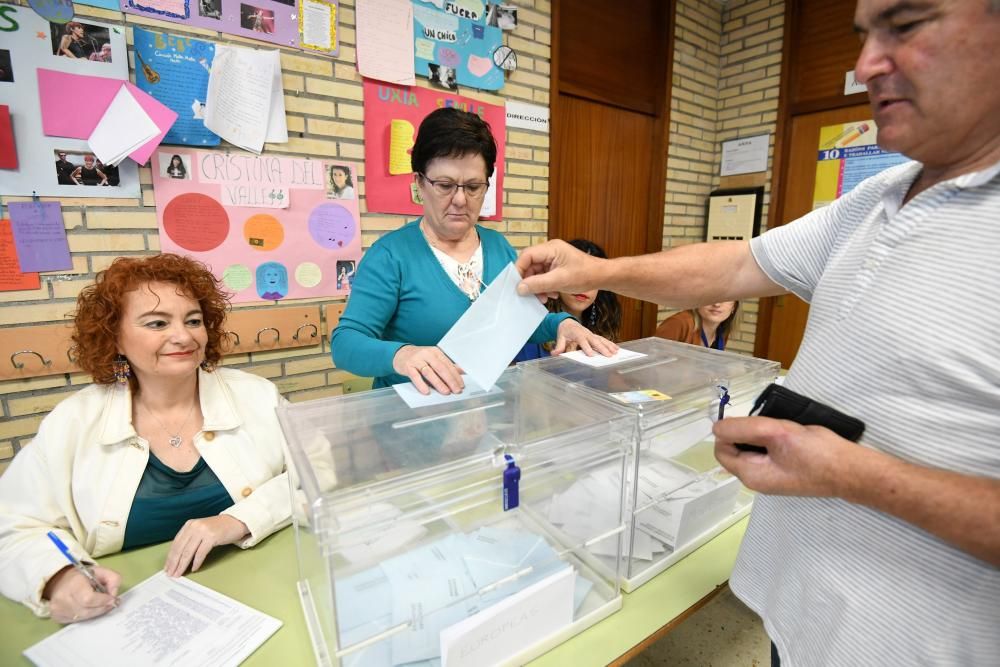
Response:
[277,366,633,667]
[521,337,780,591]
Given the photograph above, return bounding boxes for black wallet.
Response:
[736,383,865,453]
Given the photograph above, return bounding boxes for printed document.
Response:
[24,571,281,667]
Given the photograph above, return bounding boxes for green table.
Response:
[0,518,748,665]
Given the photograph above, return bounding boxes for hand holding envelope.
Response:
[438,262,549,391]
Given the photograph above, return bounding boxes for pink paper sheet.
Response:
[37,70,177,166]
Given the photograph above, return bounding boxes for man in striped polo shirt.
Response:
[516,1,1000,664]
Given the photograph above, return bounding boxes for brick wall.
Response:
[0,0,554,472]
[660,0,784,355]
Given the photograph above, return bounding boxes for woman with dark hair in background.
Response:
[514,239,623,361]
[332,108,616,394]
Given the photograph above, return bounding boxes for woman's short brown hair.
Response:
[72,254,230,385]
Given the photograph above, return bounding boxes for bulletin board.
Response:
[812,120,909,209]
[122,0,339,55]
[151,148,362,303]
[0,6,140,197]
[362,79,505,219]
[412,0,504,91]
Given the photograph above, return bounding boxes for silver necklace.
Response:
[138,399,197,448]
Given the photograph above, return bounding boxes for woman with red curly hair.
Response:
[0,254,290,624]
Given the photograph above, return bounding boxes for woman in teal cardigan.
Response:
[332,108,616,394]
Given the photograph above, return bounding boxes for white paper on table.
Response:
[356,0,416,85]
[264,49,288,144]
[560,348,647,367]
[205,45,274,153]
[438,262,547,391]
[440,565,574,667]
[393,374,504,409]
[23,571,280,667]
[88,85,159,166]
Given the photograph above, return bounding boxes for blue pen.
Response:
[46,531,108,594]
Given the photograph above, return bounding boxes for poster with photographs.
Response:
[412,0,504,91]
[151,149,362,303]
[122,0,301,50]
[0,6,139,197]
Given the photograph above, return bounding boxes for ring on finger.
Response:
[419,365,431,374]
[72,613,80,621]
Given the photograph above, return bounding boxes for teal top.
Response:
[331,220,571,388]
[122,452,234,550]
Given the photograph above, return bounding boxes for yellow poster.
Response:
[812,121,908,209]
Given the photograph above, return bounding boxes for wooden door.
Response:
[550,0,672,342]
[758,103,871,367]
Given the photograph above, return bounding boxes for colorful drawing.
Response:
[363,80,505,218]
[413,0,504,91]
[0,7,140,198]
[152,149,362,303]
[812,121,910,209]
[123,0,301,50]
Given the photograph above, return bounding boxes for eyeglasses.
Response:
[419,174,489,199]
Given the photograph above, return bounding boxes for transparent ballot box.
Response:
[276,367,634,667]
[521,337,780,591]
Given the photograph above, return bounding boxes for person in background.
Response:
[71,154,108,186]
[515,239,623,362]
[88,43,112,63]
[515,1,1000,664]
[166,155,187,179]
[332,108,616,394]
[55,152,76,185]
[0,254,291,624]
[654,301,739,350]
[328,165,355,199]
[56,22,87,59]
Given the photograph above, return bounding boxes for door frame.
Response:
[549,0,678,337]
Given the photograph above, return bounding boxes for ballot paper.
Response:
[24,571,280,667]
[560,348,647,367]
[205,46,288,153]
[438,262,548,390]
[392,374,503,409]
[88,85,160,166]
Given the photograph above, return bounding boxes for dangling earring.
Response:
[589,304,598,329]
[113,355,131,384]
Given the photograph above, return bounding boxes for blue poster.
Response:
[133,27,220,146]
[413,0,504,91]
[75,0,121,9]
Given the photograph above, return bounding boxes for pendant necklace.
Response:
[138,399,197,448]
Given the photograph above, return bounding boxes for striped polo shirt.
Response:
[735,158,1000,666]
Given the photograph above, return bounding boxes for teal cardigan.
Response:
[331,220,571,388]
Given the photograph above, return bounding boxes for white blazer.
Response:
[0,367,291,616]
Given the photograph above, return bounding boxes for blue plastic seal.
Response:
[502,454,520,511]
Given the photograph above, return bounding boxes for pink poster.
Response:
[151,148,361,303]
[362,80,505,219]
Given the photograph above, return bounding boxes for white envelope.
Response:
[438,262,548,390]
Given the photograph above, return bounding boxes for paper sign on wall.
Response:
[0,221,41,293]
[812,121,908,208]
[720,134,769,176]
[151,149,361,303]
[412,0,504,91]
